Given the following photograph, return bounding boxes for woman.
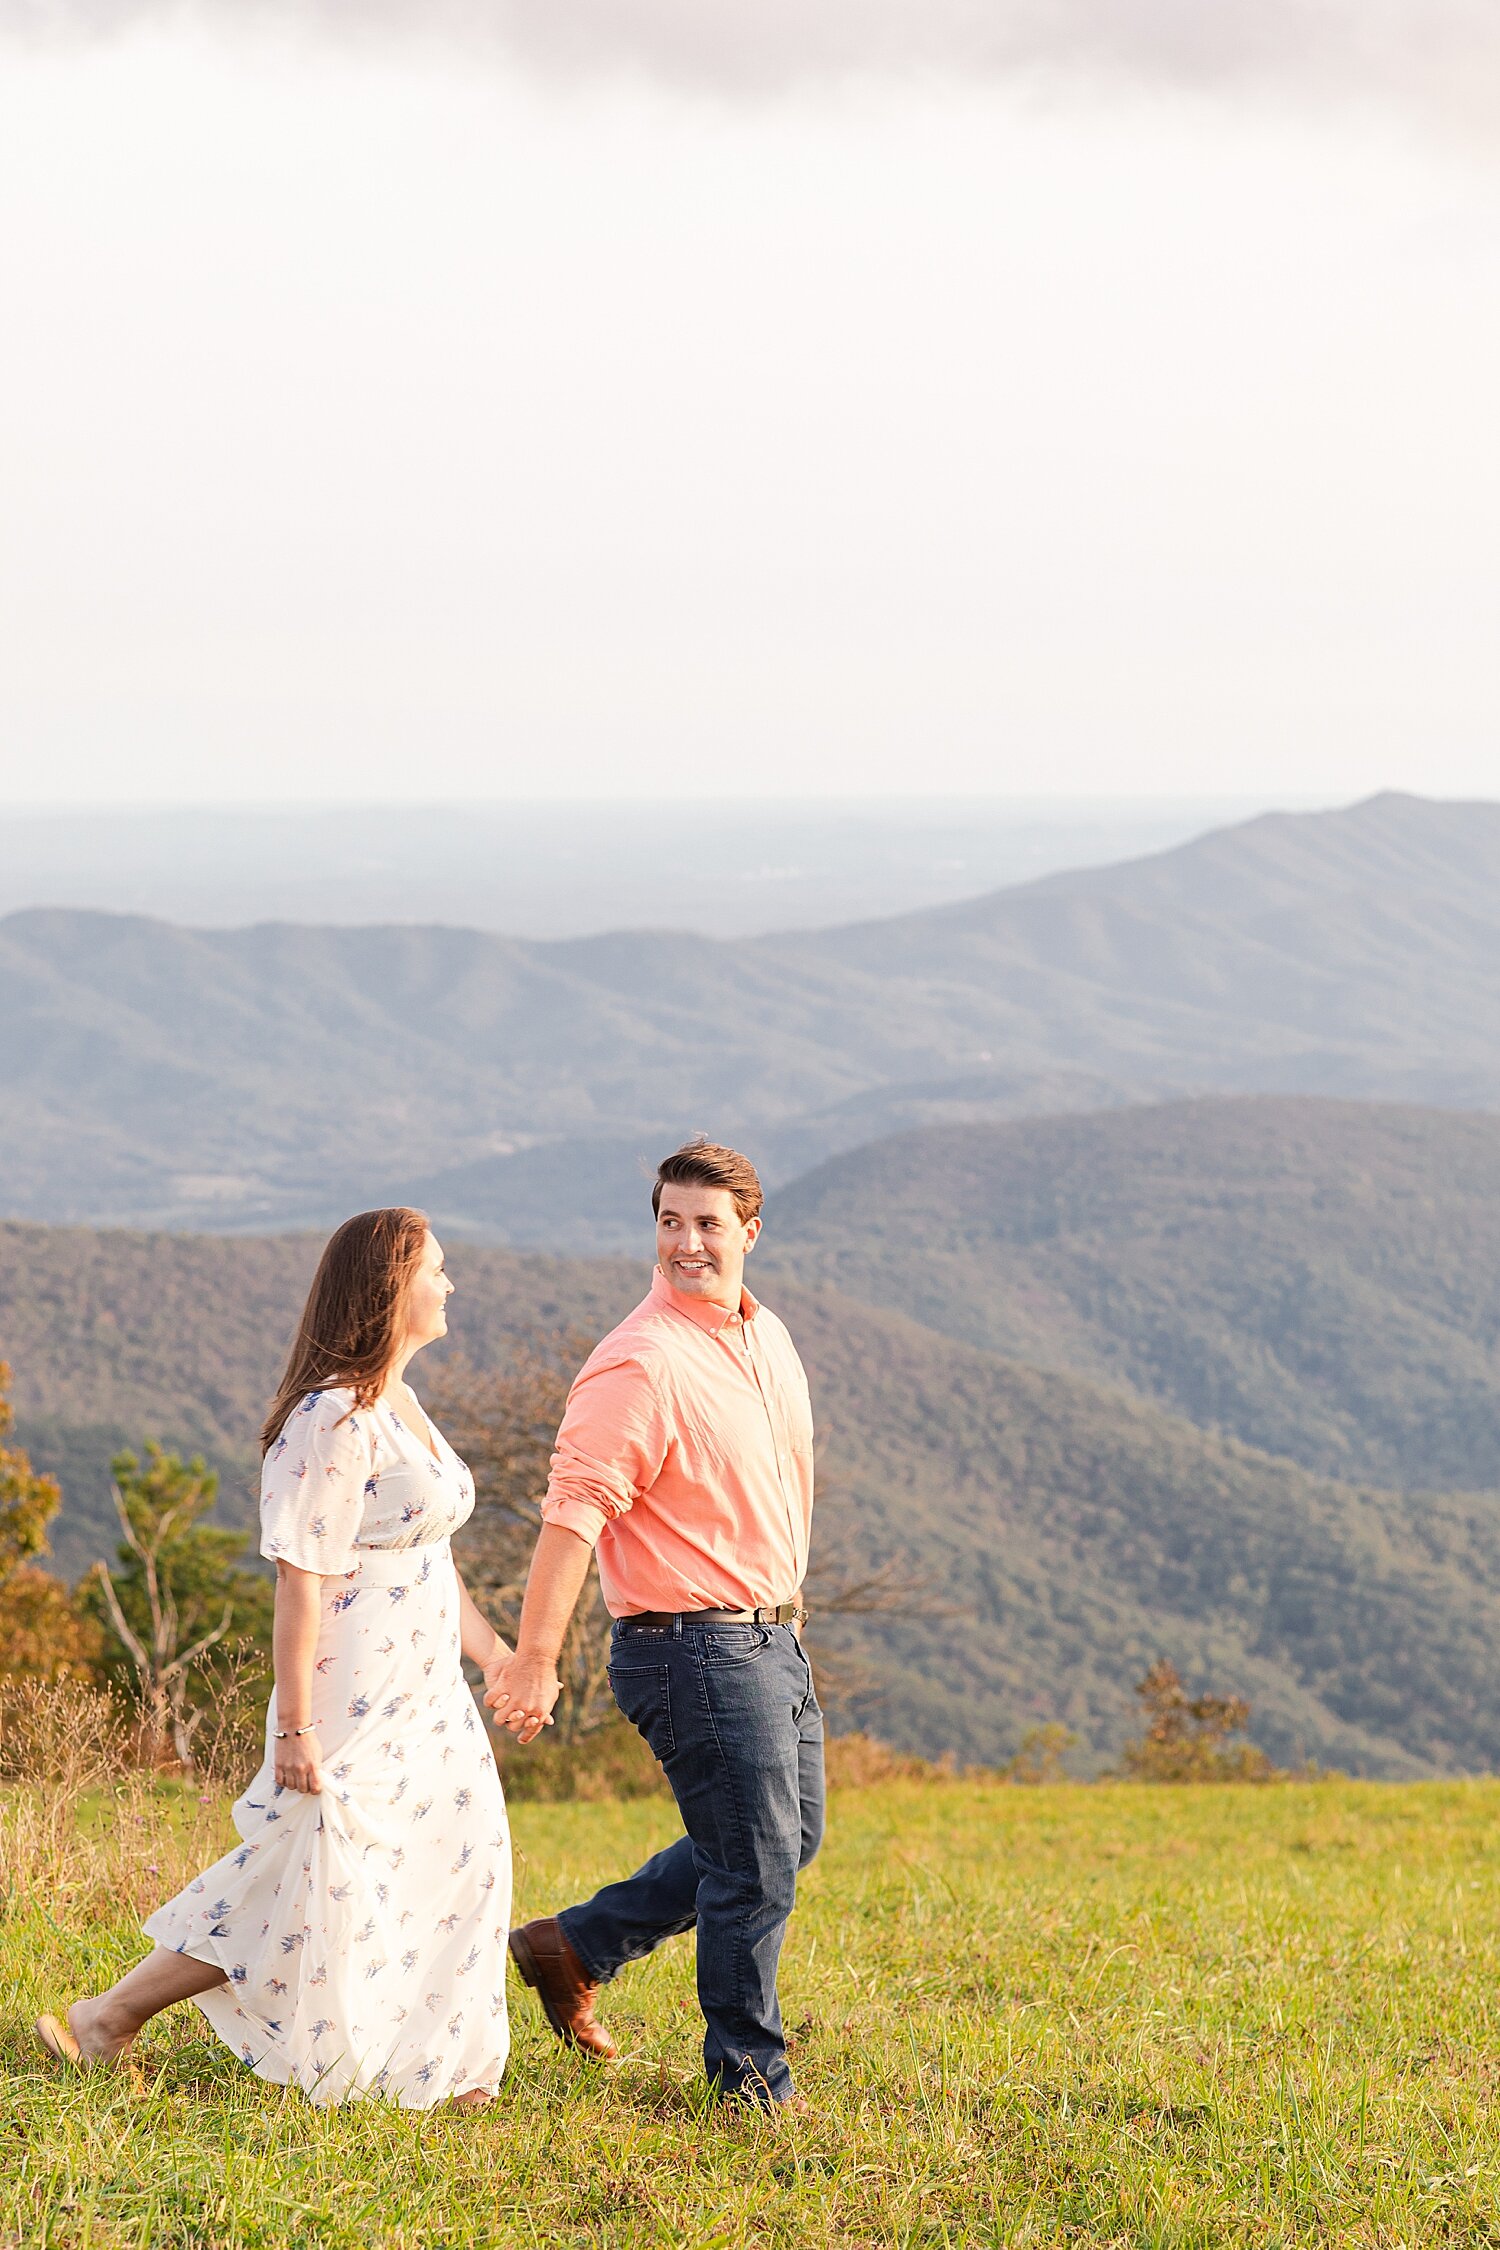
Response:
[36,1208,513,2109]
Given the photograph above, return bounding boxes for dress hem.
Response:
[143,1920,507,2109]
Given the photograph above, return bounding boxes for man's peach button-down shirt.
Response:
[540,1265,814,1618]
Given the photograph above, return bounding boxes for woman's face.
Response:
[401,1230,454,1357]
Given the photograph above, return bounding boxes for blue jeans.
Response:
[559,1616,825,2105]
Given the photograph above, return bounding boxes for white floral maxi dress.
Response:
[144,1389,511,2107]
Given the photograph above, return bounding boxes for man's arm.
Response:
[484,1347,667,1743]
[483,1522,595,1744]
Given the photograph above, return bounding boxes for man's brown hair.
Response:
[652,1138,763,1226]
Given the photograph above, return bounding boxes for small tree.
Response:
[1120,1658,1277,1783]
[89,1442,272,1775]
[0,1566,105,1683]
[0,1363,103,1682]
[1002,1721,1078,1784]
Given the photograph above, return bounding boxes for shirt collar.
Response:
[651,1263,760,1336]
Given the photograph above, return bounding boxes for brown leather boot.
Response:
[508,1918,618,2060]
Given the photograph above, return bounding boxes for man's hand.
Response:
[482,1524,593,1744]
[484,1651,562,1744]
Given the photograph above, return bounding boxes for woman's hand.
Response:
[274,1728,324,1793]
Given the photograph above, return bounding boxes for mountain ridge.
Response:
[6,792,1500,1237]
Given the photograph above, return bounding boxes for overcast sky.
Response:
[1,5,1497,806]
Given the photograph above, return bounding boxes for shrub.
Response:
[0,1563,103,1682]
[1119,1658,1278,1783]
[824,1732,957,1787]
[0,1360,60,1583]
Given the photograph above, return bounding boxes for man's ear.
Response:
[743,1215,762,1253]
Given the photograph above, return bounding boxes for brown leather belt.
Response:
[620,1598,808,1629]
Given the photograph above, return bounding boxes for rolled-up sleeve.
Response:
[541,1355,670,1548]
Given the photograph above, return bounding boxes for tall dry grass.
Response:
[0,1673,254,1922]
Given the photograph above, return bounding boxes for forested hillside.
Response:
[10,1215,1500,1774]
[788,1288,1500,1777]
[0,1221,640,1574]
[764,1096,1500,1491]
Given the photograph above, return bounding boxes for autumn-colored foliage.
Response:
[0,1364,102,1683]
[0,1564,103,1682]
[1119,1658,1278,1783]
[0,1360,62,1584]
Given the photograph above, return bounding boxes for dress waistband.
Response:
[335,1537,453,1590]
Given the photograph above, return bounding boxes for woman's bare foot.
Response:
[65,1996,138,2064]
[446,2087,493,2111]
[37,1947,222,2074]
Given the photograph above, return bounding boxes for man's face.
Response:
[655,1183,760,1311]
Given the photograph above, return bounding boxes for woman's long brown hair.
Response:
[260,1207,430,1455]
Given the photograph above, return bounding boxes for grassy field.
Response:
[7,1775,1500,2247]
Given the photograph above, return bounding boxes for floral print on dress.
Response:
[142,1389,509,2109]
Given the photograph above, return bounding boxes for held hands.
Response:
[483,1649,562,1745]
[274,1727,323,1794]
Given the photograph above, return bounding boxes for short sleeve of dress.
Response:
[260,1389,371,1574]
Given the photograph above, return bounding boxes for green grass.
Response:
[8,1780,1500,2246]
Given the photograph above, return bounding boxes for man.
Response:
[484,1137,821,2111]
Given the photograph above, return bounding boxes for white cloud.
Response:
[4,0,1500,128]
[0,21,1497,806]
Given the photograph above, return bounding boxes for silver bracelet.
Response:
[274,1722,316,1740]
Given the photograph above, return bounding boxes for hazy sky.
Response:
[1,5,1498,805]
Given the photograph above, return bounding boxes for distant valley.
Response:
[0,797,1248,944]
